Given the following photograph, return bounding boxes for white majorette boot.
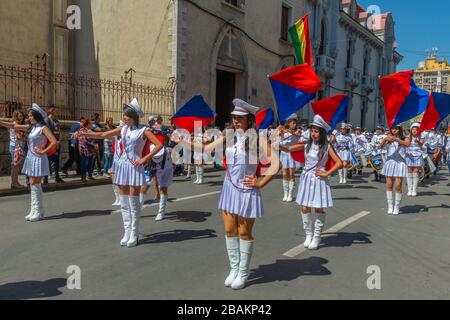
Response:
[286,180,295,202]
[224,237,240,287]
[231,239,254,290]
[393,193,402,215]
[155,194,168,221]
[412,173,419,197]
[29,185,45,222]
[185,164,192,180]
[198,167,204,184]
[338,170,344,184]
[343,168,348,184]
[302,212,313,248]
[127,196,141,247]
[309,213,326,250]
[112,185,121,206]
[26,184,39,221]
[282,180,289,202]
[194,166,200,184]
[386,191,394,215]
[406,173,413,196]
[139,193,145,210]
[119,195,132,246]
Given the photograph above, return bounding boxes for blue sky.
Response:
[358,0,449,71]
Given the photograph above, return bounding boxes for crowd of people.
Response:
[1,98,449,291]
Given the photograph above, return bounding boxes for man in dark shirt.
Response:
[62,119,82,175]
[45,107,64,183]
[90,113,105,176]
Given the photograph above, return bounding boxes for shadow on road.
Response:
[45,210,113,220]
[0,278,66,300]
[246,257,330,287]
[142,211,212,223]
[333,197,363,201]
[321,232,371,248]
[140,229,217,244]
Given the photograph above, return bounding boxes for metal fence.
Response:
[0,55,176,122]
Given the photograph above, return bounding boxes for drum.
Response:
[350,152,361,169]
[368,154,384,173]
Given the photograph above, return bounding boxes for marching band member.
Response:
[278,113,300,202]
[352,126,368,175]
[74,98,163,247]
[424,129,440,176]
[193,128,206,184]
[151,142,174,221]
[280,115,343,250]
[371,126,387,181]
[445,136,450,173]
[405,123,425,197]
[174,98,280,290]
[380,125,410,215]
[331,123,353,184]
[0,104,57,222]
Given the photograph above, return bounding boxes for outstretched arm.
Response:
[74,127,122,140]
[0,120,30,132]
[279,142,306,153]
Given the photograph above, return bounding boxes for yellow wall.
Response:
[0,0,52,66]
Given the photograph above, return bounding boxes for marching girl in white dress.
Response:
[331,123,353,184]
[172,98,280,290]
[193,127,207,184]
[405,123,425,197]
[380,125,410,215]
[280,115,343,250]
[371,126,387,181]
[0,104,57,222]
[74,98,163,247]
[277,113,301,202]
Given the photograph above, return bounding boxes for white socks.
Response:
[338,170,344,184]
[386,191,394,214]
[343,168,348,183]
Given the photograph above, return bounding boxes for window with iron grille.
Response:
[224,0,245,9]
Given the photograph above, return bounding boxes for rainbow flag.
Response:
[289,15,314,66]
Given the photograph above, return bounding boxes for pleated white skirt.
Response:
[22,152,50,177]
[218,178,264,219]
[281,151,297,169]
[405,154,424,167]
[381,159,407,178]
[114,161,146,186]
[296,172,333,208]
[338,150,351,161]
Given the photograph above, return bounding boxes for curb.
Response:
[0,167,224,197]
[0,178,113,197]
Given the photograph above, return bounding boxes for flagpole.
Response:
[267,74,281,127]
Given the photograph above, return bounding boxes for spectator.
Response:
[45,107,64,183]
[103,117,116,177]
[77,118,96,182]
[90,113,105,176]
[62,119,81,176]
[9,110,27,188]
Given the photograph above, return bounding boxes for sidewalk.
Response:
[0,171,113,197]
[0,165,223,197]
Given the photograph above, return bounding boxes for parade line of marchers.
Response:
[1,63,450,292]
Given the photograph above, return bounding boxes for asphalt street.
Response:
[0,169,449,300]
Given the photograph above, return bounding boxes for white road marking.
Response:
[112,191,221,214]
[283,211,371,258]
